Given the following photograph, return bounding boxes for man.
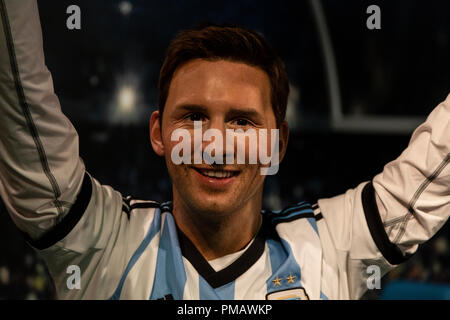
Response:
[0,0,448,300]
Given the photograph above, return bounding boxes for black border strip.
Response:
[264,203,315,226]
[314,212,323,221]
[269,211,315,226]
[24,172,92,250]
[0,0,63,216]
[177,220,266,289]
[266,203,310,220]
[361,182,412,265]
[130,202,160,210]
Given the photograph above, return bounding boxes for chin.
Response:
[188,193,239,217]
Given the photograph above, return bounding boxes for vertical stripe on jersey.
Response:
[215,281,235,299]
[233,243,273,299]
[149,213,187,300]
[198,276,219,299]
[199,276,236,300]
[307,217,319,235]
[109,210,161,300]
[266,238,302,296]
[182,258,200,299]
[320,291,329,300]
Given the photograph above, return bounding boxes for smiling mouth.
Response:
[193,167,240,179]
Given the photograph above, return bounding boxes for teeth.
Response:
[200,170,234,178]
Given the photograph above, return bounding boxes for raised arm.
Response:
[0,0,85,241]
[316,95,450,299]
[370,96,449,262]
[0,2,152,299]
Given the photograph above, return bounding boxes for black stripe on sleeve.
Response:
[24,172,93,250]
[314,212,323,221]
[130,201,160,210]
[361,182,412,265]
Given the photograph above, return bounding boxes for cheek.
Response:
[238,166,266,202]
[165,157,189,186]
[162,127,197,159]
[162,128,183,161]
[241,164,265,188]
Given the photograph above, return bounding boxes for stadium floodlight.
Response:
[118,86,136,113]
[118,1,133,16]
[108,72,144,124]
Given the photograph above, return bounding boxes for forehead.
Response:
[165,59,272,112]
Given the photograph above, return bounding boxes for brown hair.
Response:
[158,24,289,126]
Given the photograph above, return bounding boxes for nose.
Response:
[201,118,230,165]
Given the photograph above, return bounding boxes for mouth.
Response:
[190,166,240,189]
[192,167,240,179]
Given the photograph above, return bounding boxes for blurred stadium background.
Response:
[0,0,449,299]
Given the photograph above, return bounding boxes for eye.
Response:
[237,119,248,126]
[188,113,204,122]
[234,118,253,127]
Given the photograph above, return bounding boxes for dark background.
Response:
[0,0,449,299]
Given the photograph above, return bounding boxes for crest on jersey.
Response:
[266,287,309,300]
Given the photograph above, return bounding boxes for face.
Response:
[150,59,288,217]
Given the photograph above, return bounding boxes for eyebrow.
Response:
[176,104,209,114]
[175,104,264,122]
[226,108,263,122]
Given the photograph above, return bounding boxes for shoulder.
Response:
[120,196,171,221]
[262,201,322,226]
[261,201,323,243]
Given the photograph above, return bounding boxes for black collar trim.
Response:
[176,219,267,289]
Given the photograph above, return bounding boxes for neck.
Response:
[172,191,263,261]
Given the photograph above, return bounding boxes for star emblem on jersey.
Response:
[272,276,282,287]
[286,274,296,284]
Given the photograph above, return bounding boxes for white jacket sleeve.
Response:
[0,1,148,299]
[317,95,450,299]
[372,96,449,259]
[0,0,86,241]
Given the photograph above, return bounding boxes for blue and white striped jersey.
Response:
[31,174,399,300]
[109,200,323,300]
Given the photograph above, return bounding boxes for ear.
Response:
[278,121,289,163]
[149,110,165,156]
